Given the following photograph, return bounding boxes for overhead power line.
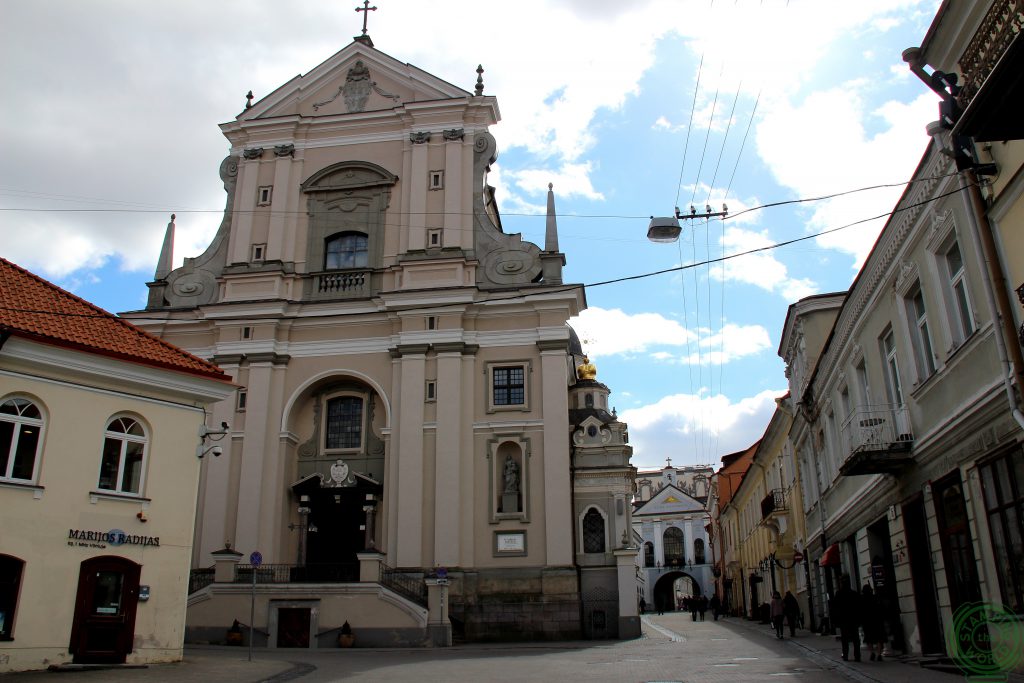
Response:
[0,182,973,323]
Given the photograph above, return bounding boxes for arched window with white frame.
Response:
[0,396,44,483]
[98,416,148,494]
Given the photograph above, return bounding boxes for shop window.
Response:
[0,554,24,640]
[325,232,368,270]
[582,508,606,553]
[980,447,1024,613]
[0,397,44,483]
[324,395,363,450]
[98,416,147,495]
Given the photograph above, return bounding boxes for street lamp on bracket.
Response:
[647,204,729,243]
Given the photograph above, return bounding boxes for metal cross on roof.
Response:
[355,0,377,36]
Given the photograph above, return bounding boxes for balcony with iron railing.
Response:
[839,405,915,476]
[760,489,786,521]
[954,0,1024,141]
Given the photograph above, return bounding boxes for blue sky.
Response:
[0,0,942,469]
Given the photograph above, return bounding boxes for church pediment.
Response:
[242,43,475,120]
[634,483,706,515]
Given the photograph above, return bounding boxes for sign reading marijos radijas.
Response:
[68,528,160,549]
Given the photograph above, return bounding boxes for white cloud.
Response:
[570,306,694,359]
[712,227,819,300]
[754,84,939,268]
[621,388,784,469]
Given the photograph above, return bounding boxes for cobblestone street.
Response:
[0,614,856,683]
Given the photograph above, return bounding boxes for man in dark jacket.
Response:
[831,574,861,661]
[783,591,800,637]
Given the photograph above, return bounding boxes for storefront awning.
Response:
[819,543,841,567]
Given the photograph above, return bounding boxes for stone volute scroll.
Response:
[472,132,543,287]
[153,155,237,309]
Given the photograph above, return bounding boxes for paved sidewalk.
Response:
[717,612,1024,683]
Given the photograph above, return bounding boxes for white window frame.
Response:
[943,238,975,346]
[97,415,148,496]
[428,170,444,190]
[257,185,273,206]
[880,328,906,407]
[905,284,937,380]
[0,396,45,484]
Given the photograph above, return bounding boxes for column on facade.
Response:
[394,346,427,567]
[266,152,295,261]
[433,344,463,567]
[407,137,429,251]
[653,520,664,566]
[538,342,572,565]
[195,358,242,565]
[229,156,260,263]
[683,517,694,565]
[234,359,272,555]
[443,134,465,249]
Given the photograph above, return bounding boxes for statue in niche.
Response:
[503,455,520,494]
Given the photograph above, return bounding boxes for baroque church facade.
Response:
[126,30,639,644]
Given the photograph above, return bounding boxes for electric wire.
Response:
[0,181,975,325]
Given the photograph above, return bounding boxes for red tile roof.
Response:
[0,257,230,382]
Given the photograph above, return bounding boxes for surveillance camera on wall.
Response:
[211,446,223,457]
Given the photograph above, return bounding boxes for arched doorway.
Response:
[653,571,700,612]
[69,556,141,664]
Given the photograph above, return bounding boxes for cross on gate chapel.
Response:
[126,16,639,645]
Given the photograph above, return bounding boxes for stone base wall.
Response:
[447,567,582,641]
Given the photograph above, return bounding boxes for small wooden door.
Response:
[70,556,141,664]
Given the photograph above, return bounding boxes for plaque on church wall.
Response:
[494,531,526,556]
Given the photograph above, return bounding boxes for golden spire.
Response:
[577,356,597,380]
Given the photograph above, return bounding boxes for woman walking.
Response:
[770,591,785,639]
[861,584,886,661]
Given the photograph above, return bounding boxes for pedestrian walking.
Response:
[690,596,698,621]
[783,590,800,637]
[639,597,646,615]
[832,574,862,662]
[709,593,721,621]
[860,584,886,661]
[770,591,785,639]
[698,595,708,621]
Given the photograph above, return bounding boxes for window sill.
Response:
[0,480,44,498]
[89,490,151,504]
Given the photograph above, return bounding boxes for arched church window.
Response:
[325,396,363,450]
[663,527,684,566]
[694,538,706,564]
[585,393,594,408]
[325,232,368,270]
[582,508,605,553]
[644,542,655,567]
